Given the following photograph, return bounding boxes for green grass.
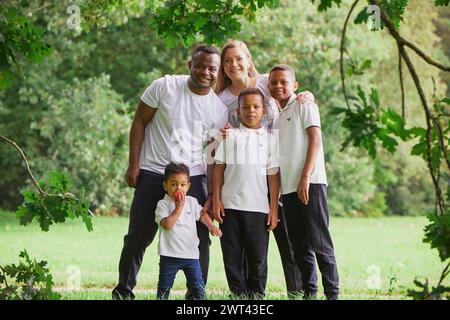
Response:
[0,210,447,300]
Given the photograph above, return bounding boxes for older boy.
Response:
[270,64,339,300]
[213,88,280,299]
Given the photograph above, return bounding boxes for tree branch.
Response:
[436,260,450,288]
[400,38,450,72]
[0,135,45,195]
[0,265,23,300]
[398,44,405,119]
[373,0,448,214]
[340,0,360,110]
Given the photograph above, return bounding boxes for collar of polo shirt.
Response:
[238,123,265,135]
[278,94,298,113]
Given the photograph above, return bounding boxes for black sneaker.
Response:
[326,295,339,300]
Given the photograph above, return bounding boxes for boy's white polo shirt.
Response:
[140,75,228,176]
[272,94,327,195]
[155,194,203,259]
[214,124,279,214]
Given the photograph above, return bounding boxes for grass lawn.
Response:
[0,210,447,300]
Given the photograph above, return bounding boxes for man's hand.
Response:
[212,197,225,223]
[204,194,213,215]
[297,175,310,205]
[125,165,140,188]
[267,209,278,232]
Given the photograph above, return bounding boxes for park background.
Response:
[0,0,449,299]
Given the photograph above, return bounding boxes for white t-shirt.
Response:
[217,74,278,129]
[140,75,229,175]
[273,94,327,195]
[155,194,203,259]
[214,125,279,213]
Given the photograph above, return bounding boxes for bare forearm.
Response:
[207,164,215,194]
[160,209,182,230]
[129,119,146,167]
[302,130,321,179]
[200,212,215,229]
[268,172,280,211]
[213,164,225,202]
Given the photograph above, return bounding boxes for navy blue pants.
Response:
[282,184,339,298]
[113,170,210,298]
[157,256,205,300]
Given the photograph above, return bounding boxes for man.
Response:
[112,45,228,300]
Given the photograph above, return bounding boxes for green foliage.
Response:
[0,250,61,300]
[423,211,450,262]
[16,171,93,232]
[312,0,342,11]
[0,7,52,88]
[149,0,280,47]
[332,86,411,158]
[407,277,450,300]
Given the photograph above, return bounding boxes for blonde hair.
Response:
[215,40,259,94]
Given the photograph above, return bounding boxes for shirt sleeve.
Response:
[190,197,203,221]
[299,102,321,129]
[140,76,168,108]
[155,199,170,225]
[209,103,229,139]
[214,138,226,164]
[267,133,280,172]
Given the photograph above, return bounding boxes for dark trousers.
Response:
[243,204,303,296]
[220,209,269,298]
[113,170,210,298]
[282,184,339,297]
[157,256,205,300]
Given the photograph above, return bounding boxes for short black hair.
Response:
[163,162,190,182]
[269,64,296,82]
[238,88,265,107]
[191,44,221,60]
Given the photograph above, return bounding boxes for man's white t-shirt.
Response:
[140,75,229,176]
[214,124,279,214]
[155,194,203,259]
[218,74,278,129]
[273,94,327,195]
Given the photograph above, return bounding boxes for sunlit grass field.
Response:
[0,210,447,300]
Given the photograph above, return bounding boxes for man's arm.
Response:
[297,126,321,204]
[212,163,226,223]
[125,100,157,188]
[267,170,280,231]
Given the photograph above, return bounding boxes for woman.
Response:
[215,39,312,297]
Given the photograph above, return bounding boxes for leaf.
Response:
[411,142,426,156]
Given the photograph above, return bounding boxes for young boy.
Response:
[155,162,222,300]
[270,64,339,300]
[212,88,280,299]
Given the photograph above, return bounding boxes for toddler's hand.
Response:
[209,225,222,237]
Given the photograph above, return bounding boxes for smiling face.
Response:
[268,69,298,108]
[188,51,221,94]
[237,93,266,129]
[163,173,191,200]
[222,46,251,83]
